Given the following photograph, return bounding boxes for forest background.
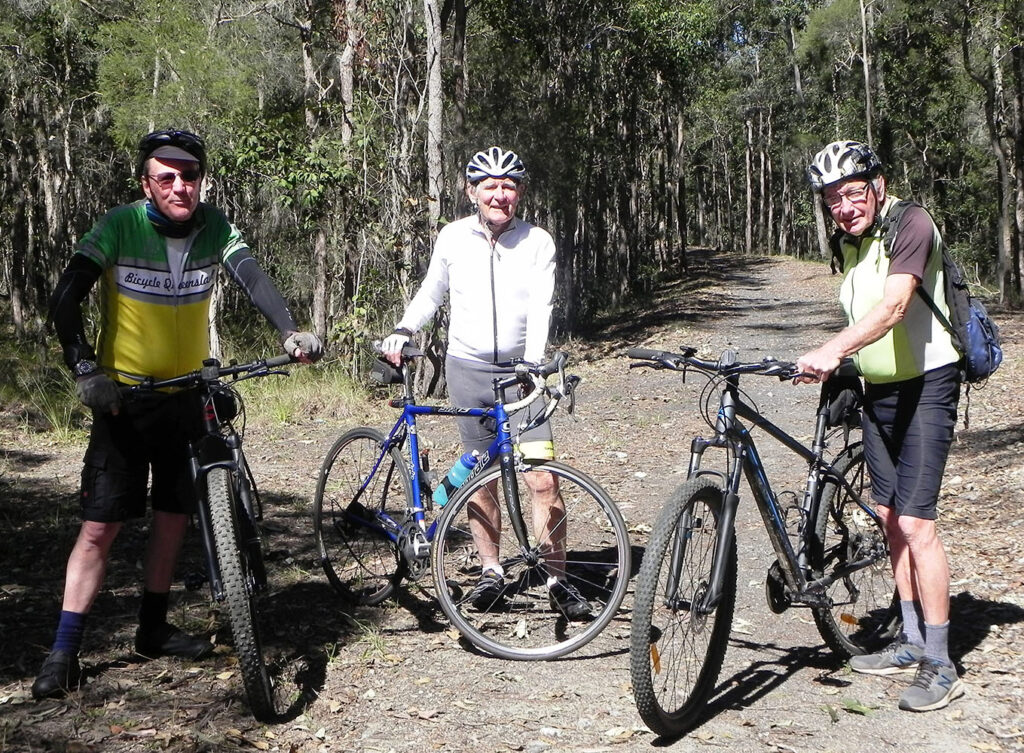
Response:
[2,0,1023,393]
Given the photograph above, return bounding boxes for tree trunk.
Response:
[423,0,444,236]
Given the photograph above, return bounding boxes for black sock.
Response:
[138,590,170,633]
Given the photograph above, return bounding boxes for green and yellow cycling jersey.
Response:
[75,200,248,383]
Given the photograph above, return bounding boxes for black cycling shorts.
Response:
[862,363,960,520]
[80,391,203,522]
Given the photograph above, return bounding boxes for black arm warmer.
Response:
[222,250,300,340]
[49,254,102,370]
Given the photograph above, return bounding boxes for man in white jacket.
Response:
[383,146,592,620]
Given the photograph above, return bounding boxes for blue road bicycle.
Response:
[313,347,631,660]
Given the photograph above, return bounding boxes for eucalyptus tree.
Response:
[0,1,116,337]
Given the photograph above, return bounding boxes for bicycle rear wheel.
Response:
[432,460,630,660]
[810,443,900,657]
[207,468,277,721]
[313,427,411,605]
[629,477,735,738]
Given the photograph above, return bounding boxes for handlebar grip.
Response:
[266,354,295,368]
[627,347,668,360]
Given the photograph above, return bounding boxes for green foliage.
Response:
[92,0,260,150]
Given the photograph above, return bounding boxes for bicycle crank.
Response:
[398,520,431,580]
[765,560,791,614]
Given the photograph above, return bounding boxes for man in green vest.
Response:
[796,140,963,712]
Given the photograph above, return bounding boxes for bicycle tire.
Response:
[810,444,900,657]
[432,460,630,660]
[207,468,277,721]
[313,427,411,605]
[629,477,736,737]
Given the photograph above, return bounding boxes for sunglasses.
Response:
[146,169,202,189]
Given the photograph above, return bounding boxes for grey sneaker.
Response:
[849,638,924,675]
[468,569,505,611]
[898,658,965,712]
[548,580,594,621]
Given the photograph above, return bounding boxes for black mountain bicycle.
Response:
[625,346,899,737]
[124,354,295,721]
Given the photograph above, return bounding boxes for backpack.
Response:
[878,200,1003,384]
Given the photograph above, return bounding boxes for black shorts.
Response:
[80,391,204,522]
[862,364,960,520]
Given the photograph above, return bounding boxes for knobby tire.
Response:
[207,468,276,721]
[629,477,736,738]
[810,444,900,657]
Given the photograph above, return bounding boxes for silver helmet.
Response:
[807,140,881,192]
[465,146,526,184]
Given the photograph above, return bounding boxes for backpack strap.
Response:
[880,199,958,339]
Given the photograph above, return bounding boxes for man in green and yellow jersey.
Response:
[33,129,323,700]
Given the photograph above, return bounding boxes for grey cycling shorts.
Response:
[445,355,554,460]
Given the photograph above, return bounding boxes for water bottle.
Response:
[432,451,479,508]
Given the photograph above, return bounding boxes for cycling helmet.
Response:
[806,140,881,192]
[465,146,526,184]
[136,129,207,177]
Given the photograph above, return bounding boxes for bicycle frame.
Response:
[684,374,881,614]
[347,354,551,570]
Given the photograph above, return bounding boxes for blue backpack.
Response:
[881,200,1003,384]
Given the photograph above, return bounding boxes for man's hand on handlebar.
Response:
[284,331,324,364]
[794,347,840,385]
[380,329,411,367]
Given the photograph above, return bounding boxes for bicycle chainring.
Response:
[397,521,431,580]
[765,560,792,614]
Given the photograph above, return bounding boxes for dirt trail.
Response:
[2,249,1022,752]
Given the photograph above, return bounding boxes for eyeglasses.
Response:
[824,184,871,210]
[146,169,202,189]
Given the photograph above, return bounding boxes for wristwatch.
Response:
[73,359,99,378]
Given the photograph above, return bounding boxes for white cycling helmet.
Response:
[465,146,527,184]
[807,140,882,192]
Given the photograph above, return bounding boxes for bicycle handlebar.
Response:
[501,351,569,414]
[627,346,804,381]
[123,354,296,394]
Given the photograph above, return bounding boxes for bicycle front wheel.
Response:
[313,427,411,605]
[629,477,736,738]
[432,460,630,661]
[810,444,900,657]
[207,468,277,721]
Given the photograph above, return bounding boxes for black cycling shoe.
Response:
[135,624,214,660]
[31,650,82,700]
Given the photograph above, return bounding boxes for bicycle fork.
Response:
[190,436,265,602]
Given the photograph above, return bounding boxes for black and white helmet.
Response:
[807,140,882,192]
[465,146,526,184]
[136,129,207,177]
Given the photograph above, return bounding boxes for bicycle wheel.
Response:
[810,443,900,657]
[313,427,411,605]
[629,477,736,738]
[432,460,630,660]
[207,468,277,721]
